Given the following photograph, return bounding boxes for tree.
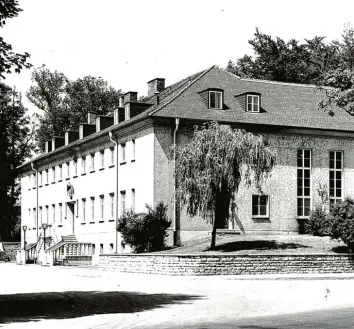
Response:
[27,65,122,151]
[0,83,35,240]
[174,122,277,249]
[318,26,354,116]
[0,0,31,78]
[226,28,338,84]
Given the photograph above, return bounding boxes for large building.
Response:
[17,66,354,264]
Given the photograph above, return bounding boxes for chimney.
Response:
[119,96,124,107]
[96,116,114,132]
[148,78,165,96]
[65,131,80,145]
[79,124,96,139]
[45,141,52,153]
[52,136,65,150]
[123,91,138,104]
[88,113,97,124]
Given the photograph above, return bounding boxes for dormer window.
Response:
[209,90,223,109]
[247,94,260,112]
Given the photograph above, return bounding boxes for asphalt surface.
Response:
[2,263,354,328]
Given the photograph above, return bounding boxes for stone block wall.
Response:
[2,242,20,262]
[98,253,354,276]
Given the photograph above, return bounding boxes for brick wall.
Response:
[98,253,354,276]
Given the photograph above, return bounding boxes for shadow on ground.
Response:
[332,246,350,253]
[207,240,309,252]
[0,290,201,323]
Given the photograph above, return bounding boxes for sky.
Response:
[3,0,354,113]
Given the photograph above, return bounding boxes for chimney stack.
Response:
[45,141,52,153]
[148,78,165,96]
[123,92,138,104]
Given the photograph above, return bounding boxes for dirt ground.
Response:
[2,263,354,328]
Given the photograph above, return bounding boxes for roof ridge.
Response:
[218,67,333,90]
[148,65,216,116]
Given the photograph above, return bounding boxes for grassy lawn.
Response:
[160,234,349,255]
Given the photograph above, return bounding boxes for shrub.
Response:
[304,204,331,236]
[117,202,171,253]
[328,198,354,252]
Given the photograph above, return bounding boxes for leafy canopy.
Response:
[0,0,31,78]
[27,65,122,151]
[175,122,277,223]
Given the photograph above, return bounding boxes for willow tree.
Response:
[175,122,277,249]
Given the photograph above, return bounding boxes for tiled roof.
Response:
[152,66,354,132]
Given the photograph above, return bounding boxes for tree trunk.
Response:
[210,211,217,250]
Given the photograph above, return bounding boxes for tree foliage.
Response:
[117,202,171,253]
[0,83,35,241]
[0,0,31,78]
[175,122,276,249]
[227,26,354,116]
[27,65,122,151]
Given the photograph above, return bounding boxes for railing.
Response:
[53,242,94,263]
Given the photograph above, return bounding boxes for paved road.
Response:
[2,263,354,328]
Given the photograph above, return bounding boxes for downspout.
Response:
[173,118,180,246]
[109,131,119,253]
[30,162,39,240]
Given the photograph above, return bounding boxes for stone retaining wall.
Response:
[2,242,20,262]
[98,254,354,276]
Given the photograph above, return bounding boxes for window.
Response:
[297,149,311,217]
[91,197,95,221]
[59,165,62,180]
[100,150,105,167]
[110,193,114,218]
[329,151,343,205]
[131,139,135,161]
[110,147,114,165]
[66,162,70,178]
[247,95,260,112]
[100,243,104,254]
[28,208,31,223]
[100,195,104,220]
[39,172,42,186]
[39,207,43,225]
[252,195,269,217]
[120,191,126,214]
[209,90,222,109]
[74,159,78,176]
[120,143,126,163]
[52,167,55,182]
[110,243,114,252]
[90,153,95,171]
[82,156,86,173]
[131,189,135,211]
[52,204,55,224]
[59,203,63,223]
[45,169,49,184]
[45,205,49,223]
[82,198,86,221]
[33,208,36,227]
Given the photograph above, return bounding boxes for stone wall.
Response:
[98,253,354,276]
[2,242,20,262]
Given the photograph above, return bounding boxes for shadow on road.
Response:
[0,290,202,323]
[208,240,309,252]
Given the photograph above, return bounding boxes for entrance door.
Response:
[67,202,75,234]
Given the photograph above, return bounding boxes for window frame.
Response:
[82,198,86,222]
[52,204,55,224]
[208,90,223,109]
[59,203,63,223]
[109,193,114,219]
[247,94,260,113]
[329,150,343,205]
[131,188,135,212]
[252,194,269,218]
[100,150,105,168]
[297,149,312,218]
[100,195,104,221]
[120,190,126,214]
[91,197,95,221]
[131,139,135,161]
[82,156,86,173]
[120,143,126,164]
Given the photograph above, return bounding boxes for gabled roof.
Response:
[20,65,354,170]
[152,66,354,132]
